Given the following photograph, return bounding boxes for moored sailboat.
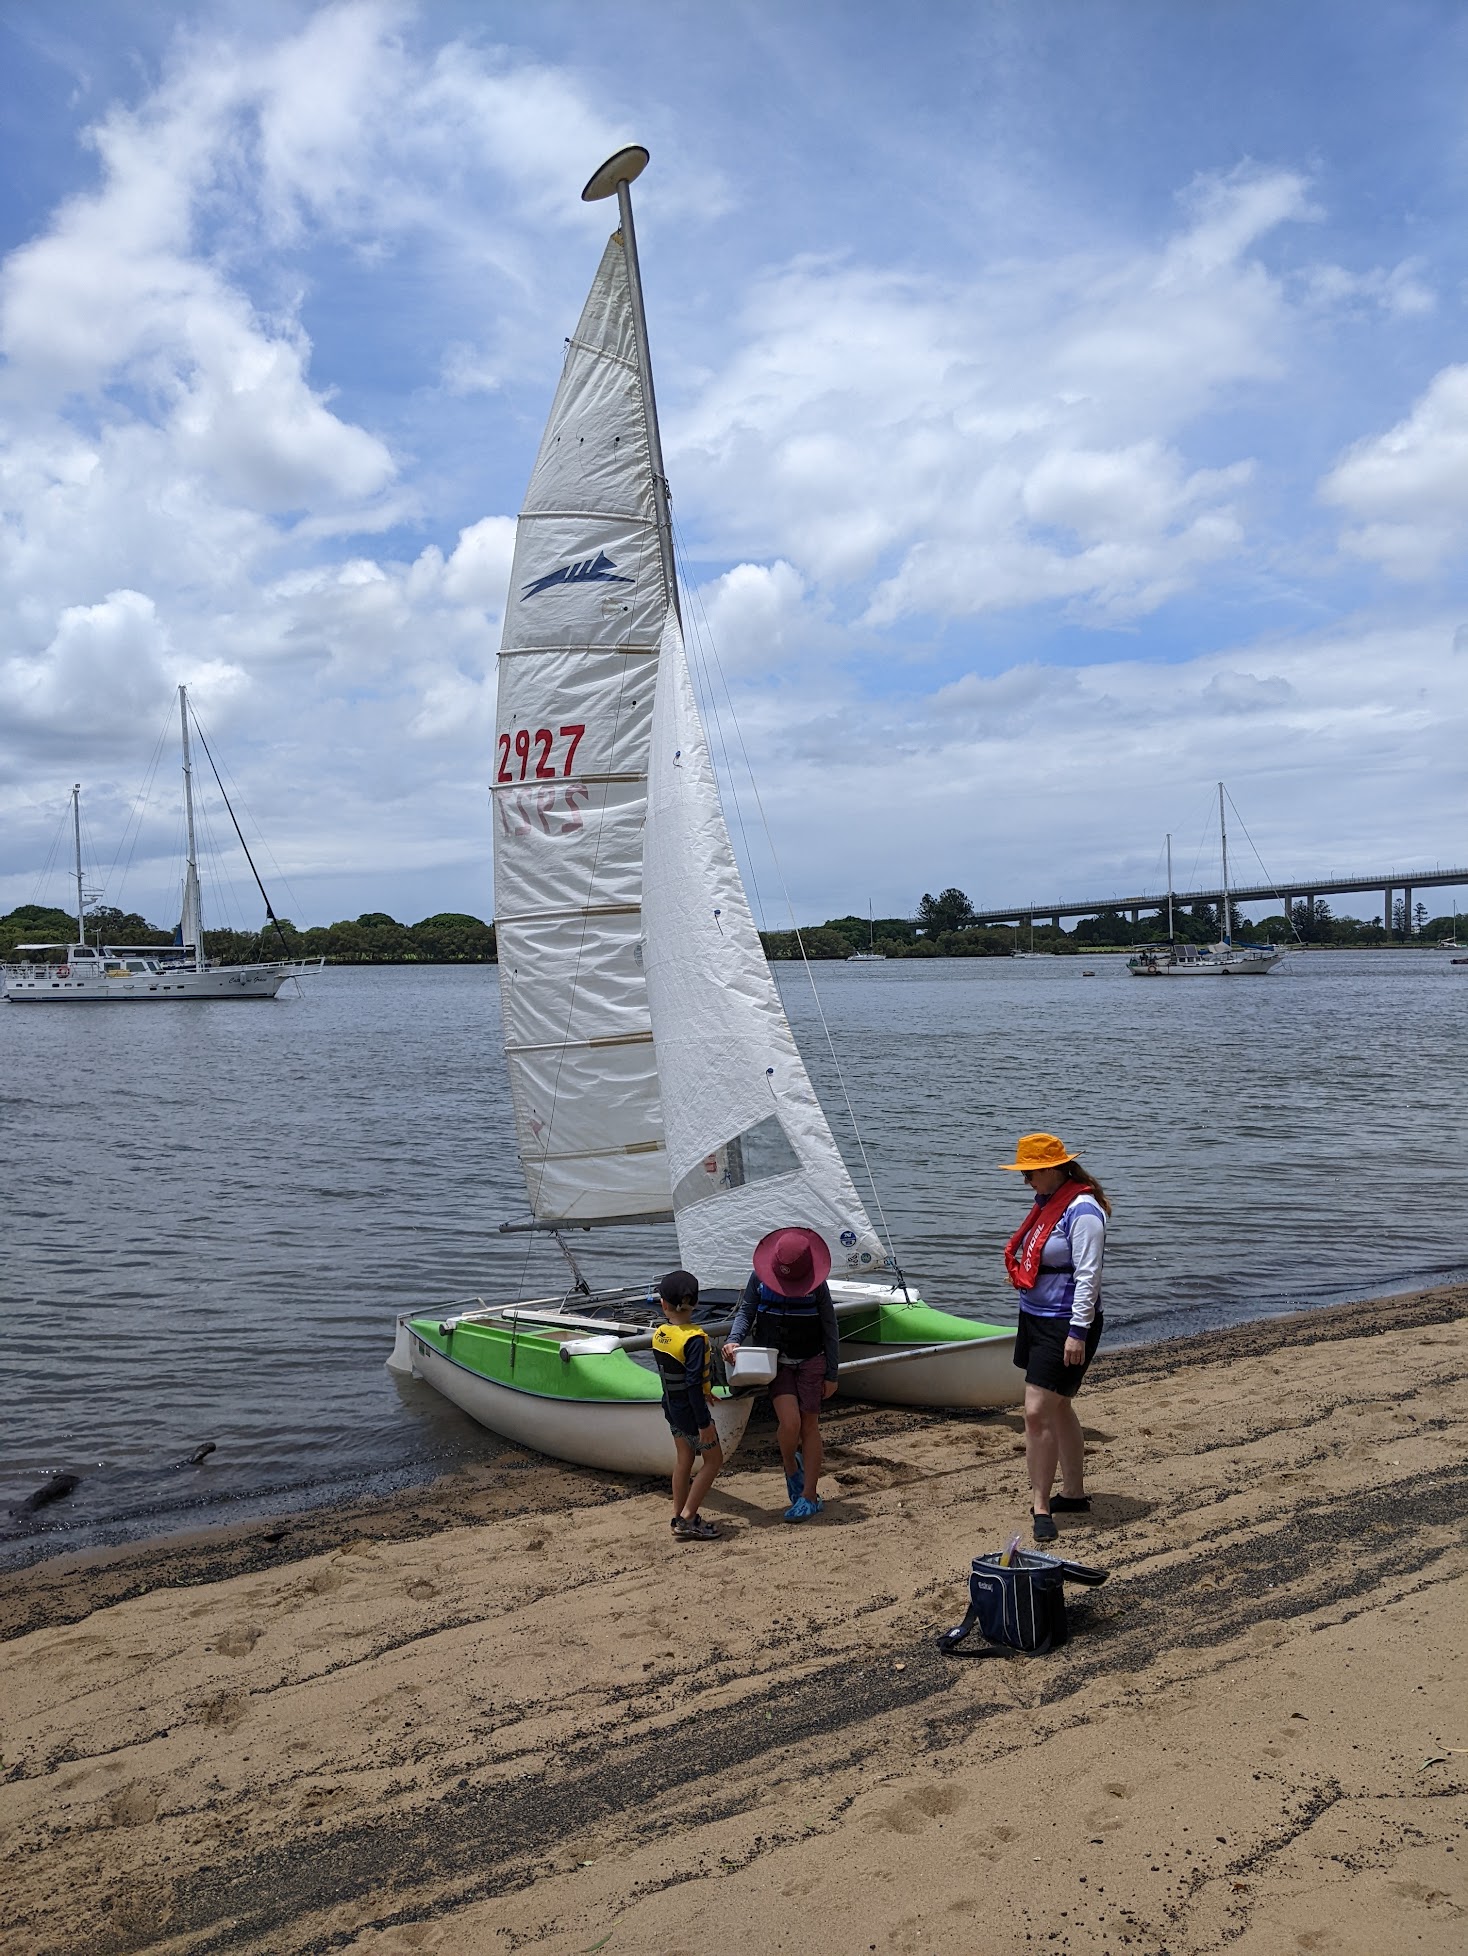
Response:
[1128,789,1282,978]
[389,148,1020,1473]
[2,687,322,1003]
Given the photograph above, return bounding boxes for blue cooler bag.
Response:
[937,1548,1108,1657]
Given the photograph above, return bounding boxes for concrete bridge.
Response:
[970,865,1468,930]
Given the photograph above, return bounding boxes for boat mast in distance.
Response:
[71,784,85,946]
[179,684,204,968]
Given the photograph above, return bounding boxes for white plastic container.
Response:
[727,1345,779,1387]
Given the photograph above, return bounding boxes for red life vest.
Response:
[1004,1182,1091,1292]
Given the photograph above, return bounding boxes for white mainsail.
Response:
[493,235,674,1224]
[641,614,892,1287]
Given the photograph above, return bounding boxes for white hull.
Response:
[1129,948,1281,978]
[3,962,310,1002]
[837,1331,1022,1407]
[398,1327,755,1475]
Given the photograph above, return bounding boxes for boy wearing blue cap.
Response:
[652,1269,723,1541]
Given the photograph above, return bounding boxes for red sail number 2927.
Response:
[496,724,586,783]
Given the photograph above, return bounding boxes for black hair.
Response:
[657,1268,699,1306]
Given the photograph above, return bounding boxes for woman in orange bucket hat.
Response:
[999,1133,1111,1543]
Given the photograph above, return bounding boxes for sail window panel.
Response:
[498,911,650,1053]
[503,513,665,655]
[496,650,657,785]
[493,780,649,923]
[671,1115,801,1212]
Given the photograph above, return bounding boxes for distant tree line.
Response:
[0,904,497,964]
[758,888,1464,960]
[5,888,1458,970]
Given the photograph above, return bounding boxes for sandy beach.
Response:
[2,1286,1464,1956]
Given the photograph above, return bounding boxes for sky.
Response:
[1,0,1466,934]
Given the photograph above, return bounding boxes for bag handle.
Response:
[1058,1559,1108,1587]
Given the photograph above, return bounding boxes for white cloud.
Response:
[1303,259,1434,318]
[439,516,516,610]
[694,560,813,674]
[1320,364,1468,576]
[0,589,175,736]
[0,10,1461,936]
[704,615,1465,920]
[677,167,1308,624]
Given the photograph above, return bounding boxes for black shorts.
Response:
[661,1396,713,1446]
[1013,1309,1103,1397]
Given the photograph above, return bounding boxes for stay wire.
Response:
[105,706,173,907]
[187,704,311,932]
[187,710,294,958]
[1222,787,1306,944]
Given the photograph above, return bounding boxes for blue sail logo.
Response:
[522,550,633,599]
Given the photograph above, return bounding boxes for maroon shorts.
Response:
[770,1351,828,1413]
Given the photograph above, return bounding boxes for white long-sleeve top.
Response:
[1023,1193,1106,1332]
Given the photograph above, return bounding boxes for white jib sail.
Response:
[641,614,893,1287]
[493,234,673,1224]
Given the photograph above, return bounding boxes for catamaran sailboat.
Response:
[1128,789,1282,978]
[389,147,1020,1475]
[2,687,322,1004]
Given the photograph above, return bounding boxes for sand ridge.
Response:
[1,1287,1464,1955]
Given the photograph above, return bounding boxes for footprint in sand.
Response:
[105,1783,158,1828]
[214,1622,263,1657]
[1084,1781,1133,1831]
[405,1579,439,1601]
[868,1783,967,1835]
[196,1688,249,1732]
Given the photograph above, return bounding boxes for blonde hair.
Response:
[1061,1160,1112,1215]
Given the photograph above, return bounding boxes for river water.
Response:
[3,952,1464,1562]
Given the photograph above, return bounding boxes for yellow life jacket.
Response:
[651,1319,711,1396]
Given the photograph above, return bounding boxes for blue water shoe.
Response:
[783,1494,823,1523]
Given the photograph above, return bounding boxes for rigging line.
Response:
[1184,787,1213,893]
[194,790,242,937]
[186,710,294,959]
[30,797,71,911]
[1222,787,1306,944]
[105,706,172,896]
[190,713,310,926]
[665,534,905,1286]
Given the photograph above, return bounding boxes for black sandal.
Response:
[1031,1510,1059,1542]
[673,1515,720,1540]
[1051,1495,1091,1513]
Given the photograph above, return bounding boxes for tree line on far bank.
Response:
[759,887,1463,959]
[0,905,496,964]
[4,885,1457,969]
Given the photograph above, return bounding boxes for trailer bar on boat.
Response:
[836,1335,1013,1376]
